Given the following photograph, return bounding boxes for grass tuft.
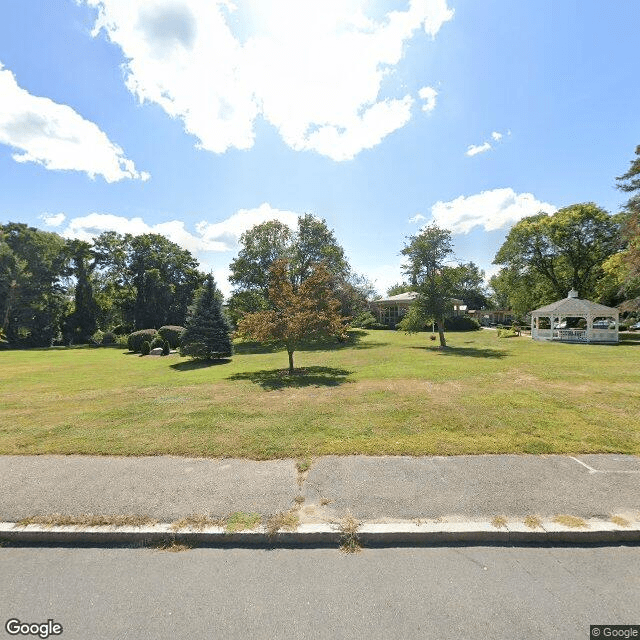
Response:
[265,510,300,536]
[491,515,508,529]
[523,515,542,529]
[15,514,157,528]
[338,512,361,553]
[296,459,311,473]
[170,514,224,531]
[152,539,193,552]
[553,514,588,529]
[224,511,261,533]
[610,515,631,528]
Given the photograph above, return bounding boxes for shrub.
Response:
[141,340,151,355]
[351,312,386,330]
[90,330,104,346]
[497,327,518,338]
[158,325,184,349]
[127,329,158,353]
[112,324,134,336]
[162,340,170,356]
[444,316,481,331]
[149,336,165,350]
[101,331,117,345]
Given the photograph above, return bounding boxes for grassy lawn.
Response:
[1,329,639,458]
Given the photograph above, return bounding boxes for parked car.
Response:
[629,321,640,331]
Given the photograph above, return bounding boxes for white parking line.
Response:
[569,456,640,474]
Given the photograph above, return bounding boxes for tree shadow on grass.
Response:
[411,345,508,359]
[170,358,232,371]
[227,366,352,390]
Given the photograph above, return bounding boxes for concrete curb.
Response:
[2,519,639,548]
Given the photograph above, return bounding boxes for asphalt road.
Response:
[2,546,638,639]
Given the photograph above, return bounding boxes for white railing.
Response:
[554,329,587,342]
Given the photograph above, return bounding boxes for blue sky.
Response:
[1,0,639,296]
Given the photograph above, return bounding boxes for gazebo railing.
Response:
[554,329,587,342]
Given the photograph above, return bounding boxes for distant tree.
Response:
[64,240,98,343]
[229,220,292,297]
[0,223,69,346]
[616,145,640,304]
[450,262,490,309]
[180,275,232,360]
[400,225,457,348]
[493,203,621,308]
[386,282,412,296]
[236,260,346,374]
[93,232,204,330]
[229,214,351,317]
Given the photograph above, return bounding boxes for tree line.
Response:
[0,214,372,348]
[1,145,638,349]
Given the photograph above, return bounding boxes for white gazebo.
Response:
[530,290,619,344]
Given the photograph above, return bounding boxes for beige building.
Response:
[372,291,466,328]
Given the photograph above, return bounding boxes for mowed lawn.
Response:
[1,329,639,458]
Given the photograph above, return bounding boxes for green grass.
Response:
[1,329,639,458]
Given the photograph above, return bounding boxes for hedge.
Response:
[158,325,184,349]
[127,329,158,353]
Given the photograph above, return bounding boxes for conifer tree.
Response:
[180,275,232,360]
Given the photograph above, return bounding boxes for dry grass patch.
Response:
[224,511,261,532]
[170,514,225,531]
[15,514,157,528]
[610,515,631,528]
[491,515,508,529]
[523,515,542,529]
[338,512,361,553]
[553,515,588,529]
[152,539,193,553]
[265,510,300,536]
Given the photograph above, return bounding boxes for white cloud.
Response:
[40,212,66,227]
[429,188,557,234]
[491,131,502,141]
[85,0,453,160]
[418,86,438,112]
[408,213,427,223]
[465,141,492,157]
[59,203,299,253]
[0,64,148,182]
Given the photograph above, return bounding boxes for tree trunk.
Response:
[287,349,295,374]
[438,316,447,348]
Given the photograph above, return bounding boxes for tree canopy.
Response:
[228,214,356,323]
[492,203,621,313]
[616,145,640,309]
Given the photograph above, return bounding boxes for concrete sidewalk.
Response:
[1,454,639,545]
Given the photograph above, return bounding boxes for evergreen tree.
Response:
[180,275,232,360]
[64,240,98,343]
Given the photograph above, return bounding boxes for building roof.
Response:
[375,291,419,304]
[374,291,464,306]
[531,290,619,316]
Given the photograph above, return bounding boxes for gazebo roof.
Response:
[531,290,618,317]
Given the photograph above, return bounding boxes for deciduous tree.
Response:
[400,225,457,348]
[236,260,345,373]
[492,203,621,309]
